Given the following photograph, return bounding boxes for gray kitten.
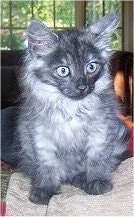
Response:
[17,14,129,205]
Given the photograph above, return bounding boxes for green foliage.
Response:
[111,30,122,51]
[11,1,32,28]
[1,1,9,27]
[86,0,122,51]
[1,0,122,50]
[55,1,75,28]
[33,1,54,27]
[1,30,10,50]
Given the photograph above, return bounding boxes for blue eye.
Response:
[56,66,70,77]
[87,62,98,73]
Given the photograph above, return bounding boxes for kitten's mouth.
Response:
[62,87,94,100]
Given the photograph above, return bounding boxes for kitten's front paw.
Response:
[29,187,59,205]
[85,179,113,195]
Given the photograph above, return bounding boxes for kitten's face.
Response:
[35,33,106,100]
[26,14,119,100]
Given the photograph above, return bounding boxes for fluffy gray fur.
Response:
[17,14,129,204]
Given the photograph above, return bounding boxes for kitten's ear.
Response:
[89,13,120,36]
[27,20,58,54]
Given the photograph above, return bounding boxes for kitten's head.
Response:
[25,14,119,100]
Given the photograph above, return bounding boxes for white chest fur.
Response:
[34,97,107,157]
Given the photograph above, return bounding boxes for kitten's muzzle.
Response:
[76,76,87,92]
[77,84,87,91]
[73,85,94,100]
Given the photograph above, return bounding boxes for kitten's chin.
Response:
[62,88,94,101]
[69,95,88,101]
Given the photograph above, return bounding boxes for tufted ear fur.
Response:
[86,13,120,53]
[89,13,120,36]
[27,20,58,55]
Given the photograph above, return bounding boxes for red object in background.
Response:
[129,127,133,152]
[1,162,13,216]
[0,201,6,216]
[1,161,13,172]
[118,114,134,152]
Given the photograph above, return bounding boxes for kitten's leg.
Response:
[70,154,120,195]
[83,156,121,195]
[81,119,128,195]
[71,172,112,195]
[27,144,64,206]
[29,184,60,205]
[19,129,64,205]
[84,179,113,195]
[29,165,61,205]
[20,149,61,204]
[85,122,129,195]
[70,172,87,189]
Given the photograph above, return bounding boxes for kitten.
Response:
[17,14,129,205]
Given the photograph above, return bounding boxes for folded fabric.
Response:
[6,157,133,216]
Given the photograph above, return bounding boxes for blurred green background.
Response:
[1,0,122,50]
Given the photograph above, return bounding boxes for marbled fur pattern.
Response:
[16,14,129,204]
